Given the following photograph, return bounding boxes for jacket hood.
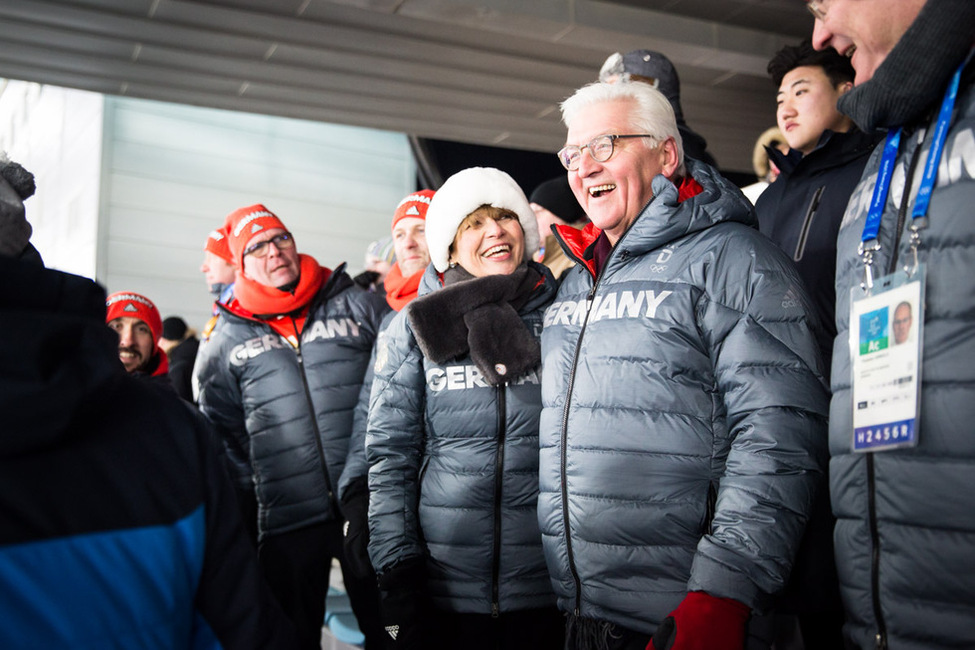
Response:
[0,258,124,456]
[616,158,755,257]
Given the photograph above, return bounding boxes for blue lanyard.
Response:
[861,129,901,246]
[860,61,964,249]
[913,65,962,221]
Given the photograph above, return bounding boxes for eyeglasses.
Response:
[243,232,294,258]
[557,134,656,171]
[806,0,827,21]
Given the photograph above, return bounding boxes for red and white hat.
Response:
[204,225,233,264]
[391,189,435,229]
[105,291,163,344]
[225,204,289,267]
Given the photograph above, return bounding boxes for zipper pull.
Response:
[875,633,887,650]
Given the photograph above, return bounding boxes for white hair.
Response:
[560,81,685,174]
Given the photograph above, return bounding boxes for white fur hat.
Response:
[425,167,539,272]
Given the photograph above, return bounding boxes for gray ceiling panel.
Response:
[0,0,815,172]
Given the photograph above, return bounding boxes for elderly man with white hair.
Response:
[538,80,830,650]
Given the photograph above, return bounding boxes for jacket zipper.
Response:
[864,129,924,650]
[294,320,338,515]
[552,200,646,615]
[559,289,593,616]
[793,186,825,262]
[491,384,507,618]
[867,454,887,650]
[556,239,631,615]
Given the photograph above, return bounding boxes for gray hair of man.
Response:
[560,81,686,177]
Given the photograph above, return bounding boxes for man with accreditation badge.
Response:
[809,0,975,647]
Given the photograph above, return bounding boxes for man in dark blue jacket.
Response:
[755,41,883,650]
[756,40,881,366]
[0,157,301,650]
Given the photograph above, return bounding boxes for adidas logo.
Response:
[123,303,139,313]
[250,223,264,234]
[231,209,275,236]
[782,287,800,309]
[406,205,420,216]
[385,625,399,640]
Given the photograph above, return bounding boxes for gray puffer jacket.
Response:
[539,159,829,635]
[366,262,557,615]
[196,267,389,539]
[830,40,975,650]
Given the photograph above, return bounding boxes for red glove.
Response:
[647,591,750,650]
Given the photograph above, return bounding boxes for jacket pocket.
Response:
[704,482,718,536]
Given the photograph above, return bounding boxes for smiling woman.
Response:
[365,166,564,649]
[448,206,525,278]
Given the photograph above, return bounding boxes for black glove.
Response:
[378,557,430,650]
[340,477,373,580]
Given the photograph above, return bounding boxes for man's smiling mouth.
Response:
[589,183,616,198]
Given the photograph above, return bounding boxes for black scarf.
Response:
[407,264,542,386]
[837,0,975,132]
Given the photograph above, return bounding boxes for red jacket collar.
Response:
[555,176,703,278]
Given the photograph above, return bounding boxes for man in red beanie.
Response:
[201,225,236,304]
[382,189,434,310]
[105,291,169,382]
[195,203,389,649]
[196,225,237,351]
[337,188,434,583]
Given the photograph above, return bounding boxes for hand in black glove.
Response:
[340,477,373,580]
[378,557,430,650]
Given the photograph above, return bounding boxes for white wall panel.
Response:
[0,81,103,278]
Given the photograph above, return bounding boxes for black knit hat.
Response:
[161,316,188,341]
[529,176,587,225]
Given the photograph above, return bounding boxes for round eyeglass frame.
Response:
[806,0,826,21]
[557,134,656,171]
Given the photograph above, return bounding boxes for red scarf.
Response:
[384,262,423,312]
[150,348,169,377]
[231,254,330,341]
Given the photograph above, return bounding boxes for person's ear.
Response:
[660,137,681,178]
[837,80,854,95]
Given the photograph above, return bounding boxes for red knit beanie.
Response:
[225,204,289,267]
[204,225,233,263]
[391,189,435,229]
[105,291,163,344]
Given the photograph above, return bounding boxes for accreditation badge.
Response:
[849,265,924,452]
